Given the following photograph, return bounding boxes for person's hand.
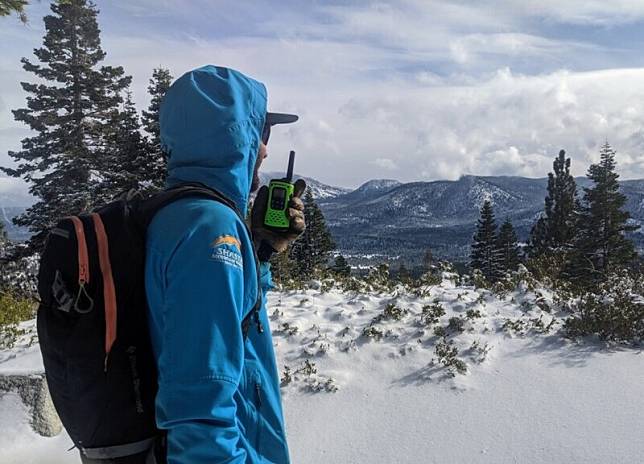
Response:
[251,179,307,258]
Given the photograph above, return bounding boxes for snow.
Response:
[1,278,643,463]
[0,393,72,464]
[0,319,43,376]
[354,179,402,193]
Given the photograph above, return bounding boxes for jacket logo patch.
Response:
[210,235,243,269]
[211,235,241,251]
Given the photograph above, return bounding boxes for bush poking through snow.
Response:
[466,309,483,320]
[470,269,491,289]
[501,315,557,337]
[0,250,39,299]
[419,303,446,326]
[433,325,447,337]
[432,337,467,377]
[371,303,408,324]
[279,322,299,337]
[447,316,466,334]
[564,273,644,344]
[280,360,338,393]
[362,325,384,341]
[467,340,491,363]
[0,291,35,349]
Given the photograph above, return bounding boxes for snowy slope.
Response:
[1,277,643,463]
[259,172,351,200]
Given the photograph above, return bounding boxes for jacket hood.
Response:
[160,65,267,214]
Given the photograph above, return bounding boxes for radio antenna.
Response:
[286,150,295,182]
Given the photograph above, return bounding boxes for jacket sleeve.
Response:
[153,220,249,464]
[258,261,273,297]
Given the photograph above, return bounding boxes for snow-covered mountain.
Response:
[332,179,402,203]
[320,175,644,263]
[259,172,351,200]
[5,174,644,260]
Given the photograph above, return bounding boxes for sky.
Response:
[3,0,644,201]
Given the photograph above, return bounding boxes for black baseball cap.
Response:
[262,112,298,144]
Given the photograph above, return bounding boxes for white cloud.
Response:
[372,158,398,171]
[2,0,644,197]
[448,33,587,66]
[511,0,644,25]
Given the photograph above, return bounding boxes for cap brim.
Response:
[266,112,299,126]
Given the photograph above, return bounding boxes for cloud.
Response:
[3,0,644,198]
[510,0,644,25]
[372,158,398,171]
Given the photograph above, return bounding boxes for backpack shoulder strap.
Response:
[140,183,262,340]
[137,182,240,230]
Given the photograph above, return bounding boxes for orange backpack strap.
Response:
[67,216,90,285]
[91,213,117,369]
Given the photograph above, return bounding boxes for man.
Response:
[145,65,305,463]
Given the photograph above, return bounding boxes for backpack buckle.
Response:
[52,270,73,313]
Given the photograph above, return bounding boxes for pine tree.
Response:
[0,0,28,22]
[529,149,577,256]
[497,218,520,273]
[93,90,147,204]
[289,191,335,280]
[269,248,294,285]
[0,220,7,255]
[566,143,638,283]
[528,216,548,257]
[397,263,411,284]
[1,0,131,252]
[470,200,503,282]
[330,254,351,278]
[141,67,173,191]
[422,248,434,272]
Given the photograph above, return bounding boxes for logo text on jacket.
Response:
[210,235,243,270]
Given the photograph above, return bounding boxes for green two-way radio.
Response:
[264,150,296,230]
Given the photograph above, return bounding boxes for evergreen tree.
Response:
[422,248,434,272]
[497,218,520,273]
[141,67,173,191]
[529,149,577,256]
[0,220,7,257]
[1,0,130,252]
[269,248,294,285]
[289,191,335,279]
[397,263,411,283]
[566,143,638,283]
[470,200,503,282]
[0,0,28,22]
[94,90,147,203]
[528,216,548,257]
[330,254,351,278]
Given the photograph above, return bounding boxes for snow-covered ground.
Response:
[1,276,643,463]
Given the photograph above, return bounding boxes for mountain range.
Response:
[4,174,644,264]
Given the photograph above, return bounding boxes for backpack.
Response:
[36,183,261,462]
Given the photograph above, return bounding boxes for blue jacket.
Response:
[145,65,290,463]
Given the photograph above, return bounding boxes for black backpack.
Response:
[37,184,261,462]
